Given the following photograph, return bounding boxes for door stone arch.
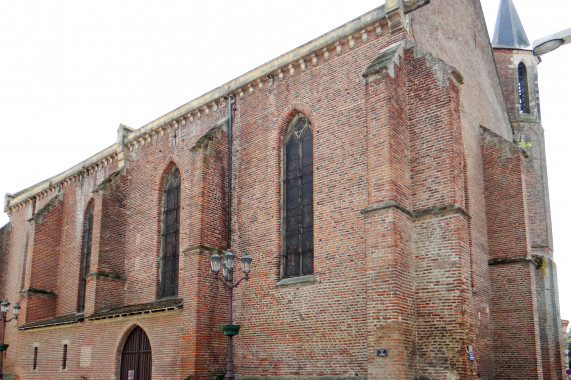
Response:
[119,326,152,380]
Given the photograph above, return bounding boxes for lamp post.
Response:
[209,251,252,380]
[0,300,20,380]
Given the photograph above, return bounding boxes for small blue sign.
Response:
[565,368,571,375]
[377,349,388,357]
[468,345,475,361]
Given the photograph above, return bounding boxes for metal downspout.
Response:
[227,96,233,250]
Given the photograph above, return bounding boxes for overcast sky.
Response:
[1,1,570,322]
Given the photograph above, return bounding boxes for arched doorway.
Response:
[120,326,152,380]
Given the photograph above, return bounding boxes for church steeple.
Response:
[492,0,530,49]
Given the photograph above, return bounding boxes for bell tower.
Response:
[492,0,541,125]
[492,0,563,378]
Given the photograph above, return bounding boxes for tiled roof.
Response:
[19,313,83,330]
[87,298,183,321]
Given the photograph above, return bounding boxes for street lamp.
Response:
[0,300,20,380]
[532,27,571,56]
[209,251,252,380]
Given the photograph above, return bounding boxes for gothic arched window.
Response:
[518,62,530,114]
[160,166,180,298]
[77,202,94,312]
[283,114,314,278]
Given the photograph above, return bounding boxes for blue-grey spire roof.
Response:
[492,0,530,49]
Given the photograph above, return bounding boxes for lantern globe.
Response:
[224,252,235,271]
[241,254,253,274]
[210,253,222,273]
[221,262,229,279]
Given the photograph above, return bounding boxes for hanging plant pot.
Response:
[221,324,240,336]
[0,344,9,351]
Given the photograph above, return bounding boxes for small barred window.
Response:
[62,344,68,370]
[33,346,39,370]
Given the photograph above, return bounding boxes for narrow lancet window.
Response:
[283,114,314,278]
[160,166,180,298]
[77,203,94,312]
[518,62,530,114]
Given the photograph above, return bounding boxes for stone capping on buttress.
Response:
[362,38,464,89]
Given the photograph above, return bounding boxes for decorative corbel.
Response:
[310,53,318,66]
[348,35,355,49]
[385,0,405,33]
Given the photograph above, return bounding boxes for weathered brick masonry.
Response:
[0,0,566,379]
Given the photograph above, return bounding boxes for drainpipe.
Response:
[227,96,234,250]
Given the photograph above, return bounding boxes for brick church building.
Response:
[0,0,567,378]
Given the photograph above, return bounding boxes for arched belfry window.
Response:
[283,114,314,278]
[160,166,180,298]
[77,202,94,312]
[518,62,530,114]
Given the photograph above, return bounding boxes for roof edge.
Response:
[6,144,117,211]
[6,0,432,212]
[128,4,391,141]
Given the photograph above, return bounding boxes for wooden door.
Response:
[120,327,152,380]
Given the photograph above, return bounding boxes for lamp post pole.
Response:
[210,252,252,380]
[225,268,235,380]
[0,301,20,380]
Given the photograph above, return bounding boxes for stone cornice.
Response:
[361,201,414,217]
[129,5,393,142]
[488,255,540,268]
[21,287,58,296]
[181,244,226,257]
[6,146,118,213]
[5,0,432,215]
[361,201,470,220]
[86,271,126,281]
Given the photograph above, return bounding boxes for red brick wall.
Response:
[481,127,544,378]
[0,1,565,379]
[410,1,518,376]
[23,195,65,323]
[0,223,9,299]
[15,313,185,380]
[493,46,564,379]
[230,26,392,377]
